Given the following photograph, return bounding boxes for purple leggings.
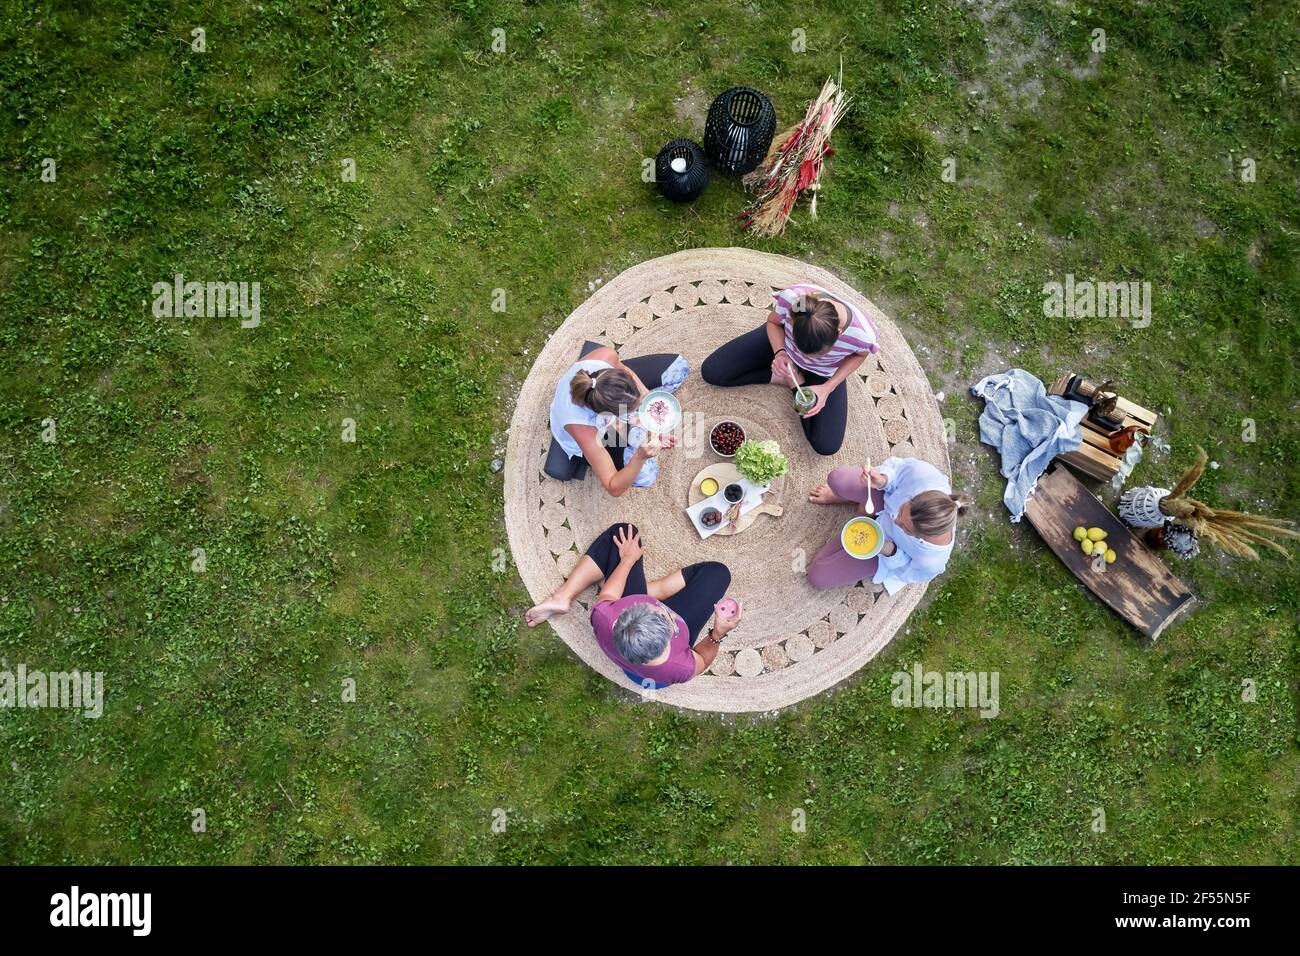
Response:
[807,467,886,589]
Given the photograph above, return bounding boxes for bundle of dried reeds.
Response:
[1159,448,1300,559]
[739,70,849,237]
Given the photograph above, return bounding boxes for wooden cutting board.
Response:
[1024,464,1195,640]
[688,462,783,536]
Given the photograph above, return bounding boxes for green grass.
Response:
[1,0,1296,864]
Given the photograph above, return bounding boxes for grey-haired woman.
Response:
[526,523,740,687]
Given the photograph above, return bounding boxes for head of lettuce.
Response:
[734,439,789,486]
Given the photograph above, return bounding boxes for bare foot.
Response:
[526,594,571,627]
[809,483,846,505]
[770,358,805,388]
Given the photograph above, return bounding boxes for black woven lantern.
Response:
[654,138,709,202]
[703,86,777,175]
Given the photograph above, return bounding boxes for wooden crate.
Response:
[1049,373,1159,481]
[1058,444,1123,482]
[1050,373,1160,431]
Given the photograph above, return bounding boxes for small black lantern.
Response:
[703,86,777,175]
[654,138,710,202]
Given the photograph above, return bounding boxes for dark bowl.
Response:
[723,483,744,503]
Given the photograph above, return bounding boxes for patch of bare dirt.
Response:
[1246,237,1263,267]
[170,443,214,490]
[1193,215,1219,238]
[673,85,711,134]
[953,0,1105,118]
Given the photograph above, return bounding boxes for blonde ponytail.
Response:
[911,489,967,536]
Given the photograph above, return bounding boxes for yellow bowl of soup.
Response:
[841,516,885,560]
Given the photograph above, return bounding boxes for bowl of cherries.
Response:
[709,420,746,458]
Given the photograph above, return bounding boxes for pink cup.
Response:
[714,598,739,621]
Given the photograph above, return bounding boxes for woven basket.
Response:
[1119,486,1171,528]
[654,138,710,202]
[703,86,776,175]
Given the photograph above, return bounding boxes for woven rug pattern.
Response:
[504,248,950,712]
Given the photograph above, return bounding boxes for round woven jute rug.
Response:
[504,248,949,712]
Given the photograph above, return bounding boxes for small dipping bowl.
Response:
[841,515,885,560]
[723,483,744,503]
[700,507,723,528]
[699,477,719,497]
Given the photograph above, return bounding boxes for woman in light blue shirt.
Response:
[549,346,689,497]
[806,456,966,592]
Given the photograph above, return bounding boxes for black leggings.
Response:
[584,523,731,645]
[700,323,848,456]
[601,352,680,468]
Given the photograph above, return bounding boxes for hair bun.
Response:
[569,369,596,407]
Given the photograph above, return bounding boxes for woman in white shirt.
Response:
[805,456,966,592]
[549,346,689,497]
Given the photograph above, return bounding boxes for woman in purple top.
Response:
[525,523,742,686]
[701,283,879,455]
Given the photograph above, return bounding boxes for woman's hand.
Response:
[713,602,744,636]
[771,353,797,387]
[638,431,676,459]
[614,524,643,563]
[801,382,831,418]
[880,538,897,557]
[862,466,887,489]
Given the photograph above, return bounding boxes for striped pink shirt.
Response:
[772,283,879,377]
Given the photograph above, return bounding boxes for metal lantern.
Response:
[703,86,776,174]
[654,138,709,202]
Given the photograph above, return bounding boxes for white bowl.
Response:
[638,390,681,433]
[841,515,885,560]
[709,420,746,458]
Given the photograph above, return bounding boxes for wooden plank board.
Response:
[1114,396,1159,428]
[1080,427,1117,452]
[1024,464,1195,640]
[1081,419,1150,447]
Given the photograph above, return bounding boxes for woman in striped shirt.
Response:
[701,283,879,455]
